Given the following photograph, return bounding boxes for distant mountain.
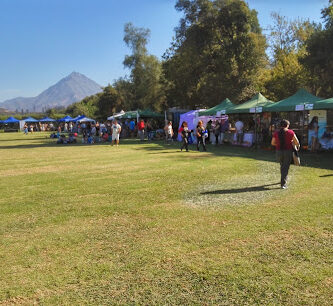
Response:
[0,72,103,112]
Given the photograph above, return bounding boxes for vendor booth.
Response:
[266,89,323,147]
[20,116,39,131]
[227,93,275,147]
[2,116,20,132]
[177,110,204,142]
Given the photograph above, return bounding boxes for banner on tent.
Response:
[250,107,263,113]
[216,110,226,116]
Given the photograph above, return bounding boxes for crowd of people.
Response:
[22,114,332,153]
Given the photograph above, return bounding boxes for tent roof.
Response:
[73,115,86,122]
[313,97,333,110]
[228,93,274,114]
[23,116,38,122]
[78,117,95,123]
[267,88,322,112]
[3,116,20,123]
[39,117,56,122]
[119,110,163,119]
[58,115,74,122]
[198,98,234,116]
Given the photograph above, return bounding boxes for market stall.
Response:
[2,116,20,132]
[265,89,323,146]
[227,93,275,147]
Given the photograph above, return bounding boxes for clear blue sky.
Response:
[0,0,328,102]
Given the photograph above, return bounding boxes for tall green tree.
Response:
[163,0,267,108]
[122,23,165,111]
[262,13,317,101]
[303,0,333,98]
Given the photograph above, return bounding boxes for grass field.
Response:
[0,132,332,305]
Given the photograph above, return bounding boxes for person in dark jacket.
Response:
[179,121,192,152]
[196,120,207,152]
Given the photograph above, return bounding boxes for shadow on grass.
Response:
[319,174,333,177]
[1,137,332,171]
[201,183,281,195]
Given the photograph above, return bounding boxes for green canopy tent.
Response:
[227,93,274,114]
[313,97,333,110]
[198,98,235,116]
[119,110,164,119]
[266,88,321,112]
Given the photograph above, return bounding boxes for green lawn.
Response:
[0,132,332,304]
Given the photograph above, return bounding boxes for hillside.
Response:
[0,72,102,112]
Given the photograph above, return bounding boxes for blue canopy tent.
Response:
[77,116,95,123]
[73,115,86,122]
[3,116,20,123]
[58,115,74,122]
[39,117,56,122]
[23,116,38,123]
[3,116,20,132]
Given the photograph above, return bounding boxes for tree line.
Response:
[51,0,333,120]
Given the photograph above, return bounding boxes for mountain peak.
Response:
[0,72,102,112]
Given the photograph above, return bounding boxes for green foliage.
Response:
[96,86,121,118]
[163,0,267,108]
[302,1,333,98]
[122,23,166,111]
[66,94,100,118]
[260,13,317,101]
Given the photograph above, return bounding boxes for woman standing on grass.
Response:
[271,119,300,189]
[196,120,207,152]
[179,121,191,152]
[308,116,319,152]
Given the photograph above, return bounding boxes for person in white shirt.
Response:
[235,119,244,144]
[164,121,174,143]
[111,120,122,146]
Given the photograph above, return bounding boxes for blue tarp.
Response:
[58,115,74,122]
[39,117,56,122]
[3,116,20,123]
[23,116,38,122]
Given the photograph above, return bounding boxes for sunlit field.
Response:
[0,132,332,304]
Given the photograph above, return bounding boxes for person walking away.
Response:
[196,120,207,151]
[138,119,145,141]
[308,116,319,152]
[214,120,221,145]
[235,118,244,145]
[111,120,122,146]
[271,119,300,189]
[180,121,191,151]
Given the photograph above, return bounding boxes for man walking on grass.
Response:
[111,120,122,146]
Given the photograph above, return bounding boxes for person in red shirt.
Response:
[271,119,300,189]
[137,119,145,141]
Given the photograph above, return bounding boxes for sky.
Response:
[0,0,329,102]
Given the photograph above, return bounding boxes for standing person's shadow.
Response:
[319,174,333,177]
[201,183,281,195]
